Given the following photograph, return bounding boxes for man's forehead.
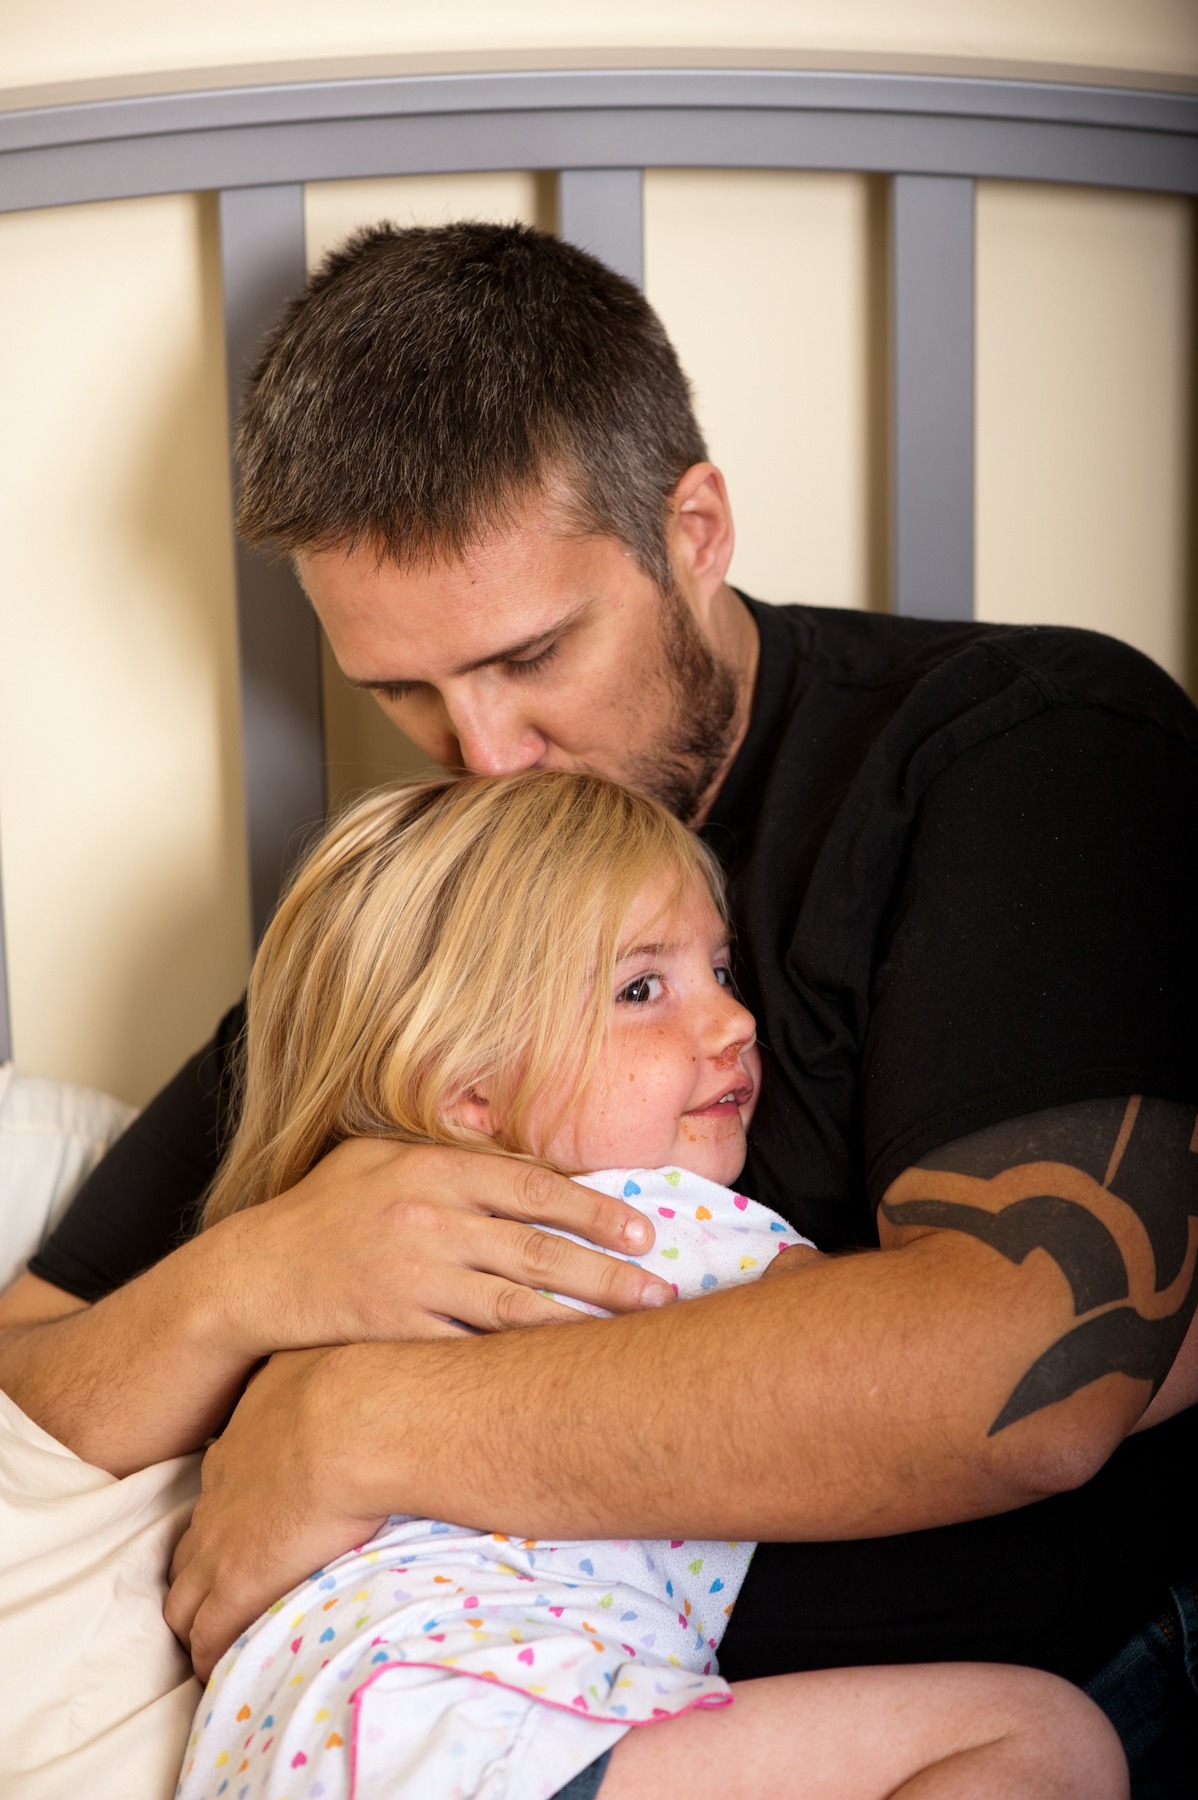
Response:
[297,527,638,683]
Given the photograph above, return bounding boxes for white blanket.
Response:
[0,1388,200,1799]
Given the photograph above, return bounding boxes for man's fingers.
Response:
[185,1587,258,1684]
[362,1286,585,1339]
[449,1273,596,1333]
[168,1522,195,1587]
[504,1219,670,1309]
[513,1164,656,1253]
[451,1218,675,1317]
[166,1522,302,1680]
[508,1162,650,1249]
[422,1150,656,1254]
[414,1251,676,1335]
[163,1555,202,1654]
[232,1140,672,1351]
[352,1213,675,1330]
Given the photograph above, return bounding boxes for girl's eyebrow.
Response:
[616,933,731,966]
[616,940,673,965]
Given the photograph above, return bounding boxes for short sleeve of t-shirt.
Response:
[28,999,246,1301]
[862,703,1198,1203]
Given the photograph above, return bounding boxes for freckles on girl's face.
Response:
[535,873,761,1186]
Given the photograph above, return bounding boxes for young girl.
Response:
[177,772,1124,1800]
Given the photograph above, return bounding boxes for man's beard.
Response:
[623,584,741,824]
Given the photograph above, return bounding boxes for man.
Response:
[1,222,1195,1784]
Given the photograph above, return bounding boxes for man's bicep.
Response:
[880,1096,1198,1439]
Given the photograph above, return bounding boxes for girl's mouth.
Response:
[685,1081,754,1120]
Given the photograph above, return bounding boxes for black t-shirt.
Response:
[31,598,1198,1685]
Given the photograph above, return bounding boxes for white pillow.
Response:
[0,1063,138,1293]
[0,1068,197,1796]
[0,1389,200,1799]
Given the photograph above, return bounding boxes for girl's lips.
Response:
[684,1083,754,1119]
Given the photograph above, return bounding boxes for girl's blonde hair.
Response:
[203,769,726,1227]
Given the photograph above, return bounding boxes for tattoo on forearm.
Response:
[880,1096,1198,1435]
[880,1195,1129,1315]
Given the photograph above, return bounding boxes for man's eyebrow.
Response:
[452,606,590,676]
[349,600,594,692]
[351,674,418,696]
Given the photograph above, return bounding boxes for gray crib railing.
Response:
[0,67,1195,1044]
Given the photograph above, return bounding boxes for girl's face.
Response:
[539,871,761,1184]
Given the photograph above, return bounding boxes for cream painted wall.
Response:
[304,171,554,271]
[976,184,1194,686]
[2,0,1195,93]
[645,170,884,610]
[0,194,249,1103]
[0,1,1194,1103]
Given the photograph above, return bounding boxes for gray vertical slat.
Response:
[218,185,326,944]
[0,839,11,1063]
[890,174,976,621]
[557,168,644,286]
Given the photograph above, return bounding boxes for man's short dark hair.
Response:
[236,221,708,589]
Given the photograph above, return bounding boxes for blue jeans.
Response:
[552,1749,613,1799]
[1085,1579,1198,1799]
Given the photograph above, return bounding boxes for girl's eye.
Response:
[714,966,732,989]
[618,974,664,1006]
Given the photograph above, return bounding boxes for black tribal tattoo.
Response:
[879,1095,1198,1435]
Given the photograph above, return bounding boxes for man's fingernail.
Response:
[642,1284,674,1308]
[624,1219,651,1249]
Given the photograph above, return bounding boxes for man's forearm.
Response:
[312,1230,1137,1543]
[0,1250,257,1475]
[0,1140,676,1475]
[167,1098,1196,1673]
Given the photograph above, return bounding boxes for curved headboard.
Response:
[0,67,1195,1050]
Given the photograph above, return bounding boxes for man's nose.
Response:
[447,695,546,777]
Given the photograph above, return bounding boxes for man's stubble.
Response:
[622,584,741,826]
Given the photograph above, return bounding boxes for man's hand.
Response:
[0,1139,670,1475]
[166,1349,383,1680]
[157,1094,1198,1601]
[206,1138,671,1354]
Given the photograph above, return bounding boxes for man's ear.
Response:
[447,1086,497,1138]
[667,463,735,597]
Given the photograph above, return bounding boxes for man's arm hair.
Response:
[879,1095,1198,1436]
[159,1095,1198,1672]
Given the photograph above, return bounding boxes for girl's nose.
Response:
[711,998,757,1068]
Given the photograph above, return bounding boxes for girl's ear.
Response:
[448,1085,497,1139]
